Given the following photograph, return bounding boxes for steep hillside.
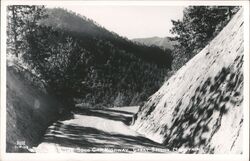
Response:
[6,63,63,152]
[132,36,177,50]
[131,9,244,154]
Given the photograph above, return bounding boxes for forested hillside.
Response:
[7,6,172,109]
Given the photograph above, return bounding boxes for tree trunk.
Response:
[11,6,18,57]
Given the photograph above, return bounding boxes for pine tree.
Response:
[7,5,46,57]
[170,6,240,70]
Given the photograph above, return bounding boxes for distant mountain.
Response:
[132,36,177,50]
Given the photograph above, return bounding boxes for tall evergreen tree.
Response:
[170,6,239,70]
[7,5,46,57]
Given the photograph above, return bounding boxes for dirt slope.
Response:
[131,9,244,154]
[6,64,62,152]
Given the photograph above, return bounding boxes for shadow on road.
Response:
[44,123,166,152]
[40,108,170,153]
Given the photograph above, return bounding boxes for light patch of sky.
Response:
[46,5,185,39]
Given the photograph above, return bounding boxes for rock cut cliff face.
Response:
[6,64,62,152]
[131,9,244,154]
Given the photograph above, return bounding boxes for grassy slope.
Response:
[131,9,244,153]
[6,64,63,152]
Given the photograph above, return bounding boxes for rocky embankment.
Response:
[131,9,244,154]
[6,64,63,152]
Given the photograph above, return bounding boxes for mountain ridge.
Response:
[40,8,173,67]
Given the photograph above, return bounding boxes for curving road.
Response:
[34,106,171,153]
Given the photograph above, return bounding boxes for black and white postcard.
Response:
[0,1,249,161]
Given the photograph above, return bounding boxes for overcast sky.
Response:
[46,5,185,39]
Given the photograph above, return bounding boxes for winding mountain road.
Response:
[34,106,171,153]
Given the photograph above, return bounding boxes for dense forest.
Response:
[7,6,173,109]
